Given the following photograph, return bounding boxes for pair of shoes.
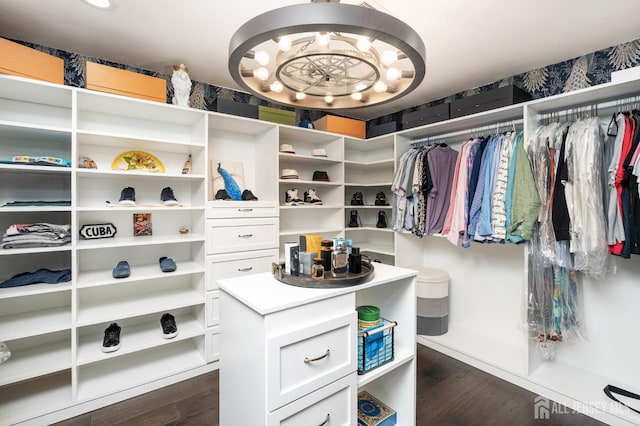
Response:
[351,192,364,205]
[376,211,388,228]
[374,191,388,206]
[119,187,178,206]
[215,189,258,201]
[285,188,323,205]
[112,257,176,277]
[101,314,178,352]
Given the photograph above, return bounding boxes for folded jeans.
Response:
[0,268,71,288]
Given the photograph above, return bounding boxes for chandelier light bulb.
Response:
[386,67,402,81]
[269,81,283,92]
[356,37,371,52]
[295,92,306,100]
[324,94,334,104]
[254,67,269,81]
[316,32,331,46]
[277,36,292,52]
[381,50,398,66]
[355,83,367,91]
[351,92,363,101]
[254,50,270,66]
[373,81,387,93]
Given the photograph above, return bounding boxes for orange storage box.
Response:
[86,61,166,103]
[0,37,64,84]
[314,115,366,138]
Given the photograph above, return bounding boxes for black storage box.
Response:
[367,121,398,138]
[450,85,531,119]
[215,98,259,119]
[401,103,450,130]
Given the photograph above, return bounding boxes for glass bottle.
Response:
[311,257,325,280]
[321,239,333,272]
[349,246,362,274]
[331,243,348,278]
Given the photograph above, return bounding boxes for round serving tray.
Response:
[274,261,375,289]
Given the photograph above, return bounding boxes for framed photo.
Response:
[133,213,152,236]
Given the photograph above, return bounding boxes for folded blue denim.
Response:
[0,268,71,288]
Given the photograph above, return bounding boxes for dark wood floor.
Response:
[55,345,605,426]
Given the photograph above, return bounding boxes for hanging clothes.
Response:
[426,144,458,235]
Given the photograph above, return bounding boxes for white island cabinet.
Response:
[218,262,417,425]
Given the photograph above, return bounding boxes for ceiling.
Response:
[1,0,640,120]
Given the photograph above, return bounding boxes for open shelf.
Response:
[357,347,414,387]
[76,260,204,288]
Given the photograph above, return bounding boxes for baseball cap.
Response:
[279,144,295,154]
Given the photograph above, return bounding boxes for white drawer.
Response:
[266,311,357,411]
[205,290,220,327]
[206,200,278,219]
[206,218,279,254]
[206,249,278,291]
[267,373,356,426]
[205,325,220,363]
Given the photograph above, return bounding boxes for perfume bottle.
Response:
[331,243,348,278]
[311,257,325,280]
[349,246,362,274]
[321,239,333,272]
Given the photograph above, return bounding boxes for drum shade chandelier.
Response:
[228,0,426,110]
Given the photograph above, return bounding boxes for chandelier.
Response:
[228,0,426,110]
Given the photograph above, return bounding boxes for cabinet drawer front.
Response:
[206,250,277,290]
[206,201,278,219]
[205,290,220,327]
[267,312,357,411]
[206,218,278,254]
[205,325,220,363]
[267,373,356,426]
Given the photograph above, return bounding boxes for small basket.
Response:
[358,318,396,375]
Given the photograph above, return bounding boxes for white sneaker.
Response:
[285,188,304,206]
[304,188,323,205]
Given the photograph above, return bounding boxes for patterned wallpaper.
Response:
[8,37,640,132]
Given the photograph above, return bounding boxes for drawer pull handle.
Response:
[316,414,330,426]
[237,266,253,272]
[238,208,253,212]
[304,349,330,364]
[237,234,253,238]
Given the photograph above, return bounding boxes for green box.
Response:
[258,105,296,126]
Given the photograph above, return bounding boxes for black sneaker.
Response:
[118,187,136,205]
[285,188,304,206]
[351,192,364,206]
[376,210,388,228]
[160,313,178,339]
[304,188,323,205]
[242,189,258,201]
[374,191,388,206]
[161,187,179,206]
[102,322,121,353]
[215,189,232,200]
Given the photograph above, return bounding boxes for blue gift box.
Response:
[357,391,397,426]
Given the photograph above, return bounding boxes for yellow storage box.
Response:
[0,37,64,84]
[86,61,166,103]
[314,115,366,138]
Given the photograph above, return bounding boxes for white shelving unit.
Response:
[0,75,214,425]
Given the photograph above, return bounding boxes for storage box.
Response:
[367,121,398,138]
[358,318,395,375]
[401,103,450,130]
[450,85,531,118]
[258,105,296,126]
[357,391,397,426]
[85,61,166,103]
[0,37,64,84]
[314,115,366,138]
[216,98,259,119]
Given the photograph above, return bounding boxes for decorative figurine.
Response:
[171,63,192,107]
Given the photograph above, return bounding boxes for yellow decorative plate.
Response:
[111,150,165,173]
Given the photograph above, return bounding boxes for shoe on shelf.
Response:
[350,191,364,206]
[374,191,388,206]
[161,187,179,206]
[304,188,323,205]
[102,322,121,353]
[160,313,178,339]
[376,211,388,228]
[242,189,259,201]
[285,188,304,206]
[159,256,177,272]
[214,189,232,200]
[348,210,361,227]
[118,187,136,205]
[112,260,130,279]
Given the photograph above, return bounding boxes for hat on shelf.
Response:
[279,143,295,154]
[311,148,327,157]
[312,170,330,182]
[280,169,299,179]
